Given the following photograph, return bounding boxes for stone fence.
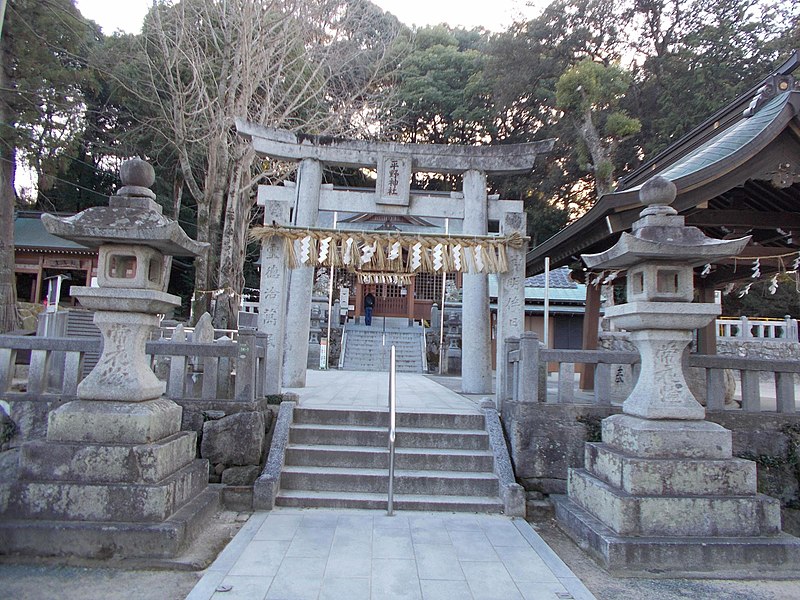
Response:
[499,333,800,523]
[500,332,799,413]
[0,329,269,441]
[717,315,798,341]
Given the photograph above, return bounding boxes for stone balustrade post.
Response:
[235,327,258,401]
[519,332,540,403]
[785,315,798,341]
[0,347,14,393]
[740,315,751,338]
[503,337,519,405]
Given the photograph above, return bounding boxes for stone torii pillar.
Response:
[495,210,527,406]
[236,121,554,390]
[283,158,323,387]
[462,169,492,394]
[258,194,291,394]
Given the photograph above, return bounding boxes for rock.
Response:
[203,410,226,421]
[221,465,261,486]
[192,312,215,343]
[685,366,737,406]
[214,463,226,476]
[201,411,265,465]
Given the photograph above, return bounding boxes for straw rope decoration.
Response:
[250,225,525,274]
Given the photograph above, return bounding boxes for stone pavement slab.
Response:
[286,370,483,413]
[186,508,596,600]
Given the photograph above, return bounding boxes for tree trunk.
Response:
[190,137,226,325]
[0,31,19,333]
[579,107,615,197]
[215,159,251,330]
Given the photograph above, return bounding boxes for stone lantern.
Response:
[582,175,750,420]
[554,176,800,574]
[0,159,216,559]
[42,158,207,403]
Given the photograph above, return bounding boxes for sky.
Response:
[75,0,547,35]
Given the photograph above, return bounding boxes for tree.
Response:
[125,0,406,328]
[395,26,493,147]
[483,0,632,216]
[722,275,800,319]
[0,0,97,331]
[555,58,641,196]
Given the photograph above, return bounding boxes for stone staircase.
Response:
[341,324,425,372]
[274,407,504,512]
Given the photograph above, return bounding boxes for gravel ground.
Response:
[533,518,800,600]
[0,510,246,600]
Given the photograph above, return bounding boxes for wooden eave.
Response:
[527,84,800,281]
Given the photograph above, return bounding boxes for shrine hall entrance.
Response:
[362,283,407,319]
[352,273,459,323]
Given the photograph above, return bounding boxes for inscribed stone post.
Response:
[461,169,492,394]
[495,211,527,408]
[283,158,322,387]
[258,196,290,394]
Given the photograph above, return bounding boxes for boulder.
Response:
[201,411,265,465]
[685,366,737,406]
[221,465,261,486]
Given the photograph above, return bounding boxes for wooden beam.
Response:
[685,210,800,229]
[696,282,717,355]
[716,246,800,260]
[579,283,601,391]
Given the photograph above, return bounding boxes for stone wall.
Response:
[501,401,620,495]
[501,403,800,534]
[717,340,800,382]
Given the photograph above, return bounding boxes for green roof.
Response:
[14,215,91,252]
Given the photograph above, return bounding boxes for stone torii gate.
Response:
[237,120,553,397]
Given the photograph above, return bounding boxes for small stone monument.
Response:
[555,176,800,574]
[0,159,217,559]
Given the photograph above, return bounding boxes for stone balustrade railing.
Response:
[501,332,798,413]
[0,328,268,403]
[717,315,799,341]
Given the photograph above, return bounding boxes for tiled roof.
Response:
[525,267,577,289]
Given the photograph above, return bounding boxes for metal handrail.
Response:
[387,344,397,516]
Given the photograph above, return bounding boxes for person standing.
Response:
[364,292,375,326]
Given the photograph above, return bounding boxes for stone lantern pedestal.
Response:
[0,159,218,559]
[554,176,800,575]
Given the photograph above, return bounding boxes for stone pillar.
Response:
[283,158,323,387]
[495,211,527,407]
[258,196,291,394]
[461,169,491,394]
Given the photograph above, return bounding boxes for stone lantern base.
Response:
[0,398,219,559]
[554,414,800,575]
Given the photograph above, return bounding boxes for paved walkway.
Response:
[284,369,485,413]
[186,508,596,600]
[188,371,595,599]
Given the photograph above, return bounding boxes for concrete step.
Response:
[343,364,423,373]
[285,444,495,471]
[274,489,504,513]
[292,408,485,430]
[289,424,490,450]
[280,465,498,496]
[342,328,425,373]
